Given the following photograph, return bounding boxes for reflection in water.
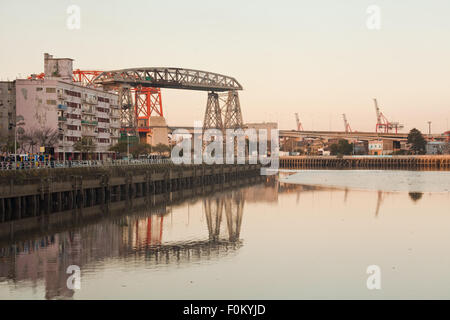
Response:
[0,183,256,299]
[204,191,243,242]
[409,192,424,203]
[375,191,383,217]
[1,172,449,299]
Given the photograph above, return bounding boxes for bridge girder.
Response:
[93,67,243,92]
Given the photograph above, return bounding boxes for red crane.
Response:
[373,98,404,133]
[342,113,352,133]
[72,70,164,136]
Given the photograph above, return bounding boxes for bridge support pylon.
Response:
[118,85,137,135]
[203,92,223,131]
[223,90,243,130]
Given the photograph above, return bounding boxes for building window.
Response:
[36,87,43,91]
[97,117,110,123]
[66,136,81,142]
[46,87,56,93]
[64,89,81,98]
[67,125,80,131]
[67,102,80,109]
[98,97,110,103]
[47,100,56,105]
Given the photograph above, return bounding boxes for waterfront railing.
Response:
[0,158,173,170]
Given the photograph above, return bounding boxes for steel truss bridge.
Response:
[93,67,245,134]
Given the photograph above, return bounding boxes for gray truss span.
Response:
[93,67,243,92]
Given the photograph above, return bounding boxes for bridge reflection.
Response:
[204,190,244,242]
[0,179,259,299]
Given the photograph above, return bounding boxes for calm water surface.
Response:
[1,170,450,299]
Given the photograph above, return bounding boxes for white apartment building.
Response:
[15,53,120,160]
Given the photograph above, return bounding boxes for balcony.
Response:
[81,120,98,126]
[82,97,98,105]
[82,107,95,115]
[82,130,97,137]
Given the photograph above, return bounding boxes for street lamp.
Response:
[58,127,65,163]
[10,115,25,170]
[127,129,130,163]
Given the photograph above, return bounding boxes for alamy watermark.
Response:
[66,5,81,30]
[366,265,381,290]
[171,123,279,175]
[366,5,381,30]
[66,265,81,290]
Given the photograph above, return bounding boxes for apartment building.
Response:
[0,81,16,143]
[368,139,400,155]
[15,53,120,160]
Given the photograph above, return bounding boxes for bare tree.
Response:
[443,142,450,155]
[19,127,59,153]
[36,127,59,147]
[73,137,97,159]
[19,128,39,153]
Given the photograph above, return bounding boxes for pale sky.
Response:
[1,0,450,133]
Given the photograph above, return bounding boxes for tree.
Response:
[130,142,151,158]
[407,128,426,154]
[109,141,129,154]
[16,127,58,154]
[330,139,353,155]
[73,137,96,159]
[443,142,450,155]
[0,136,16,153]
[152,143,171,156]
[109,141,151,158]
[19,128,39,153]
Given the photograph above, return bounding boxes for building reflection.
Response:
[1,175,416,299]
[0,183,256,299]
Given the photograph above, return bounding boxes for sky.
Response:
[1,0,450,133]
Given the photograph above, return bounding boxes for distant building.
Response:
[0,81,16,143]
[245,122,278,154]
[245,122,278,140]
[148,116,169,146]
[318,148,331,156]
[353,140,368,155]
[426,141,445,155]
[15,53,120,160]
[368,139,398,155]
[444,131,450,142]
[368,140,383,155]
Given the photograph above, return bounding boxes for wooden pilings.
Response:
[0,164,260,223]
[280,155,450,170]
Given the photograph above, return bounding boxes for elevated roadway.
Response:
[279,130,443,141]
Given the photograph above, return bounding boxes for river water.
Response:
[1,170,450,299]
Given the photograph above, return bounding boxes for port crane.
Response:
[373,98,404,133]
[295,113,303,131]
[342,113,352,133]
